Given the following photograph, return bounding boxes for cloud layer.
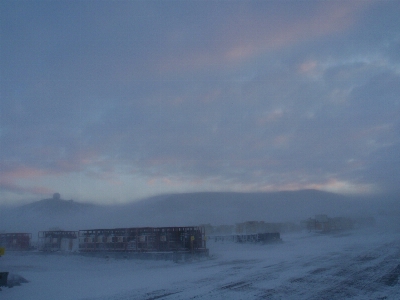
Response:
[1,0,399,204]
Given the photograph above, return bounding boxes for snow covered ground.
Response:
[1,228,400,299]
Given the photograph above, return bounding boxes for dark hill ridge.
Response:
[1,189,393,235]
[0,194,98,234]
[121,189,356,226]
[20,197,95,214]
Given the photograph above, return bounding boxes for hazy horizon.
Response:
[1,188,397,208]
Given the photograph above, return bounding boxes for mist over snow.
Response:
[1,191,400,299]
[2,225,400,299]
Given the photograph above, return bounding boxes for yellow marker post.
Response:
[0,247,5,256]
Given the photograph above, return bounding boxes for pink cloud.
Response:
[298,60,318,75]
[0,149,112,197]
[249,177,375,195]
[302,178,375,195]
[0,165,47,181]
[0,176,53,196]
[159,1,372,72]
[257,109,285,124]
[273,135,290,147]
[0,164,55,196]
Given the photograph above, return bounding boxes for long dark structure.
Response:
[78,226,208,255]
[0,233,32,251]
[234,232,281,243]
[212,232,281,243]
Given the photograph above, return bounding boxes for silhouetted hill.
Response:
[20,197,95,215]
[0,196,99,234]
[1,190,397,238]
[115,190,356,227]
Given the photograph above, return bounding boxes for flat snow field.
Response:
[1,229,400,300]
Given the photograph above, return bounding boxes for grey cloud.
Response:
[1,0,400,201]
[357,143,400,194]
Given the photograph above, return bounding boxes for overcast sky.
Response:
[1,0,399,205]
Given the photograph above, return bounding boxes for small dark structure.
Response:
[0,233,32,251]
[303,214,355,232]
[212,232,281,243]
[235,232,281,243]
[38,231,78,252]
[78,226,208,255]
